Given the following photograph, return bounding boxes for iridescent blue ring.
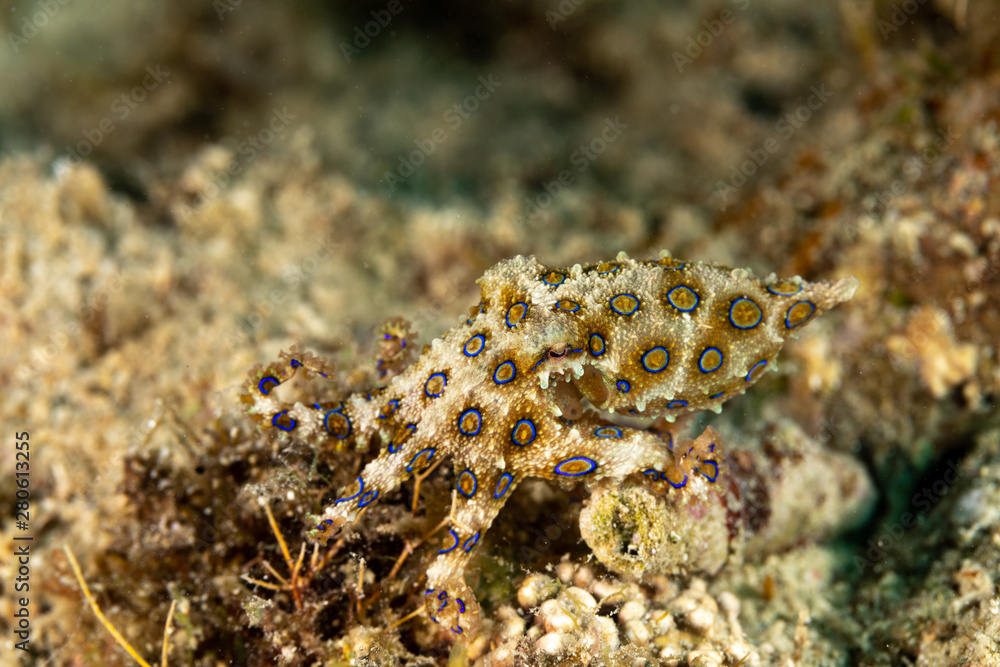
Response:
[334,477,364,504]
[406,448,436,472]
[438,529,460,554]
[746,360,767,381]
[424,372,447,398]
[616,379,631,393]
[493,360,516,385]
[594,426,623,438]
[258,377,279,395]
[511,419,536,446]
[662,472,687,489]
[272,410,295,431]
[554,456,598,477]
[667,400,687,409]
[506,302,528,328]
[610,293,640,315]
[699,460,719,483]
[666,285,699,312]
[463,334,486,357]
[457,470,478,498]
[729,297,763,329]
[358,490,378,507]
[642,347,670,373]
[588,333,605,356]
[323,409,352,439]
[463,532,480,552]
[698,347,724,373]
[494,473,513,499]
[458,408,482,436]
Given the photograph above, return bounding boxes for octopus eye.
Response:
[547,345,568,361]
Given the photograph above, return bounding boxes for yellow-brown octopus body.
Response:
[242,251,857,639]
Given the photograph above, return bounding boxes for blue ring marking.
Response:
[323,409,352,439]
[379,398,400,419]
[512,419,536,446]
[699,347,724,373]
[594,426,623,438]
[785,300,817,328]
[463,334,486,357]
[439,529,460,554]
[272,410,296,431]
[616,379,631,393]
[406,448,436,472]
[699,460,719,483]
[458,408,482,436]
[388,424,415,453]
[588,333,605,356]
[457,599,466,613]
[746,360,767,381]
[666,285,699,312]
[767,281,802,296]
[710,391,725,399]
[424,372,447,398]
[667,400,687,409]
[335,477,364,504]
[644,469,659,481]
[662,472,688,488]
[494,473,513,498]
[729,297,763,329]
[555,456,598,476]
[452,625,463,635]
[289,359,302,368]
[358,490,378,507]
[542,271,566,286]
[463,532,480,552]
[258,377,279,395]
[317,519,333,531]
[493,360,516,385]
[531,356,546,371]
[610,293,640,315]
[457,470,478,498]
[506,302,528,328]
[596,262,619,274]
[557,300,581,312]
[642,346,670,373]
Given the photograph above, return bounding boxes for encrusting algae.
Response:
[241,250,858,639]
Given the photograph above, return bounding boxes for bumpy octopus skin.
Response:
[241,251,858,639]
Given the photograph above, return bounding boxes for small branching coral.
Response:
[241,251,857,639]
